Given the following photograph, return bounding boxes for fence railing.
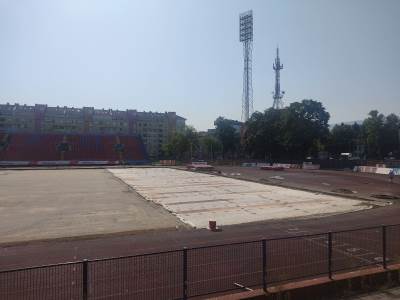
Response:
[1,224,399,300]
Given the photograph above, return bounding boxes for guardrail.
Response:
[1,224,399,299]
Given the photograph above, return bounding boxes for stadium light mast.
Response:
[239,10,253,122]
[272,47,284,109]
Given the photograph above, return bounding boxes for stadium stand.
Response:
[0,132,147,165]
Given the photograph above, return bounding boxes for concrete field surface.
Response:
[109,168,372,229]
[0,169,183,244]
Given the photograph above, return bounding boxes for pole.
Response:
[262,239,267,292]
[382,225,387,269]
[328,232,333,279]
[82,259,88,300]
[183,247,188,300]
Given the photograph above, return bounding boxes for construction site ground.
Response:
[0,166,399,271]
[109,167,372,228]
[0,168,185,244]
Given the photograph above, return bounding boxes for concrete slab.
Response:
[0,169,183,244]
[108,168,372,228]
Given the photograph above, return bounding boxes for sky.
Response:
[0,0,399,131]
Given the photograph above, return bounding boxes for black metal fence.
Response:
[1,224,400,300]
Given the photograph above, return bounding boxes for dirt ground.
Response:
[1,166,400,271]
[0,169,184,244]
[212,166,400,202]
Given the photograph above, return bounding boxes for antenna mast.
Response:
[272,47,284,109]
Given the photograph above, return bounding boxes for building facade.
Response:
[0,103,186,158]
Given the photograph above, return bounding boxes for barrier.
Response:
[242,162,257,167]
[302,162,320,170]
[273,163,291,169]
[160,160,177,166]
[241,163,301,169]
[36,160,72,166]
[0,160,123,167]
[1,224,399,300]
[0,161,30,166]
[376,167,391,175]
[355,166,400,176]
[76,160,114,165]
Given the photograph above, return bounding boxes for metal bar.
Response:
[83,259,88,300]
[328,232,333,279]
[262,239,267,292]
[331,225,382,234]
[2,223,391,272]
[183,247,188,300]
[382,225,387,269]
[0,261,81,274]
[233,282,253,291]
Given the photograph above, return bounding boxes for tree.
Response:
[362,110,385,159]
[243,99,330,160]
[327,123,361,157]
[200,135,222,160]
[214,117,241,158]
[381,113,400,157]
[243,109,285,160]
[162,126,199,161]
[283,100,330,158]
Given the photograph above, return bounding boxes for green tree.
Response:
[381,113,400,157]
[163,126,199,161]
[284,99,330,158]
[200,135,222,160]
[362,110,385,159]
[243,109,285,160]
[214,117,241,158]
[327,123,361,157]
[243,99,330,160]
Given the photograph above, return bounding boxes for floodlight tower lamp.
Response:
[239,10,253,122]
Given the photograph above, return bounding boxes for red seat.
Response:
[0,132,147,162]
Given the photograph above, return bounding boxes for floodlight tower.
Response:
[239,10,253,122]
[272,47,284,109]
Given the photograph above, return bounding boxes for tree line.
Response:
[162,99,400,161]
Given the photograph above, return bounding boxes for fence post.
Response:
[262,239,267,292]
[183,247,188,300]
[328,232,333,279]
[382,225,387,269]
[82,259,88,300]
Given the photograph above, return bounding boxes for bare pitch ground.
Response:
[1,167,399,270]
[109,168,373,229]
[0,169,184,244]
[0,166,396,246]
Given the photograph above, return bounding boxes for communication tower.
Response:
[272,47,284,109]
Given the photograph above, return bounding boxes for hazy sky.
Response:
[1,0,399,130]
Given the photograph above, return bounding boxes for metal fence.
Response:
[1,224,399,300]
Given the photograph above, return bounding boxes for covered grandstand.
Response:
[0,132,148,166]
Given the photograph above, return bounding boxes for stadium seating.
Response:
[0,132,147,164]
[118,135,147,161]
